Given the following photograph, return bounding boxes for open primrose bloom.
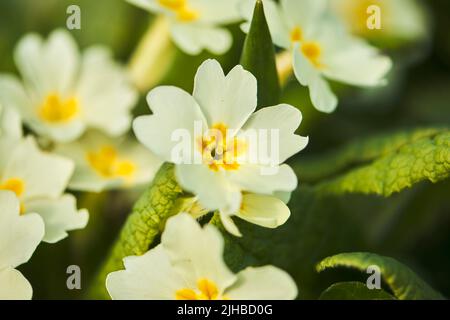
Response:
[0,136,88,243]
[133,59,308,215]
[0,191,44,300]
[0,29,137,143]
[106,213,298,300]
[54,131,162,193]
[127,0,242,55]
[240,0,392,113]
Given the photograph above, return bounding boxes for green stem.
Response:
[87,163,183,299]
[128,16,176,92]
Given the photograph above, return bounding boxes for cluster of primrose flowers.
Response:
[0,0,425,300]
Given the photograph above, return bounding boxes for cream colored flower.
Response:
[240,0,392,113]
[0,191,44,300]
[0,136,88,243]
[54,131,163,192]
[0,29,137,143]
[133,59,308,214]
[107,213,298,300]
[127,0,242,55]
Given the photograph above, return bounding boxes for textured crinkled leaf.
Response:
[319,282,395,300]
[294,127,444,183]
[318,130,450,196]
[316,252,445,300]
[240,0,280,107]
[89,163,183,299]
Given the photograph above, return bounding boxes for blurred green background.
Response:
[0,0,449,299]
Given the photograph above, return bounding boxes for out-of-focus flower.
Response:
[0,136,88,243]
[0,191,44,300]
[330,0,428,45]
[240,0,392,113]
[0,104,22,139]
[219,193,290,237]
[133,59,308,213]
[106,213,298,300]
[0,30,137,143]
[54,131,163,193]
[127,0,242,55]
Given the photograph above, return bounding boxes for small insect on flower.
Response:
[0,191,44,300]
[106,213,298,300]
[54,131,163,193]
[126,0,242,55]
[0,136,88,243]
[240,0,392,113]
[133,59,308,214]
[0,30,137,143]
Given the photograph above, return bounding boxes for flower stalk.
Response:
[88,163,183,299]
[127,16,176,92]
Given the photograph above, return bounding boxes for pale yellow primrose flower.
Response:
[240,0,392,113]
[54,131,163,193]
[0,29,137,143]
[0,136,88,243]
[133,59,308,214]
[106,213,298,300]
[331,0,428,42]
[0,191,44,300]
[0,104,22,139]
[127,0,242,55]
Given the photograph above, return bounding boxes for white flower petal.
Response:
[236,194,290,229]
[3,137,74,200]
[225,266,298,300]
[171,24,232,55]
[0,268,33,300]
[176,164,242,213]
[193,0,242,24]
[26,194,89,243]
[308,75,338,113]
[323,38,392,87]
[0,191,44,269]
[106,245,187,300]
[243,104,308,164]
[220,212,242,237]
[162,213,237,292]
[126,0,164,13]
[77,46,137,136]
[239,0,290,49]
[280,0,328,37]
[292,45,320,87]
[0,104,22,139]
[133,86,207,162]
[228,164,298,195]
[193,60,257,130]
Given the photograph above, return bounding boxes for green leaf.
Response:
[88,163,183,299]
[319,282,395,300]
[294,127,444,183]
[316,252,445,300]
[317,129,450,196]
[240,0,280,108]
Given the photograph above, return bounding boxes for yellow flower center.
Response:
[301,41,324,69]
[0,178,26,213]
[290,26,303,42]
[176,279,227,300]
[158,0,199,22]
[197,123,247,172]
[38,93,79,123]
[86,146,136,179]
